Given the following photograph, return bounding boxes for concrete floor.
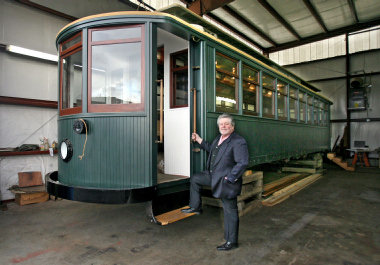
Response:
[1,164,380,265]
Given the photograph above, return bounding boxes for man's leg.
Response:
[221,197,239,243]
[189,172,211,210]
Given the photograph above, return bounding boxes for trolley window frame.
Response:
[87,24,145,113]
[215,52,239,114]
[59,32,83,116]
[170,49,189,108]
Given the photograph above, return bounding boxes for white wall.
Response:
[157,28,190,177]
[0,0,70,200]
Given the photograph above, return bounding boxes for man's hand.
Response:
[192,133,203,144]
[224,176,237,184]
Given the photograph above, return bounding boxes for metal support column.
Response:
[345,33,351,149]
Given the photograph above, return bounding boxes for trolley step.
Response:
[154,206,197,225]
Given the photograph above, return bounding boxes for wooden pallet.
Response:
[282,154,325,173]
[202,171,263,216]
[9,185,49,206]
[15,192,49,206]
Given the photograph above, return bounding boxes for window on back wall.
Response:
[299,92,306,122]
[289,86,298,121]
[242,65,259,116]
[88,24,145,113]
[262,74,275,118]
[59,32,83,116]
[277,80,288,120]
[170,49,188,108]
[215,52,238,113]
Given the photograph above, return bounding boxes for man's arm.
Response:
[192,132,212,152]
[225,138,249,183]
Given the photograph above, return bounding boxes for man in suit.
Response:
[182,113,249,251]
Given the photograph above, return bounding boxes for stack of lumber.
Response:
[9,172,49,206]
[262,173,322,206]
[202,171,263,217]
[327,152,354,171]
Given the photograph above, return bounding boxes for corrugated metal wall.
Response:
[283,49,380,155]
[270,27,380,66]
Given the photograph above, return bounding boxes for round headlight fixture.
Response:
[73,119,87,134]
[59,139,73,162]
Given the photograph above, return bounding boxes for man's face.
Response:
[218,118,234,136]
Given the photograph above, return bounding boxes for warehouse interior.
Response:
[1,0,380,264]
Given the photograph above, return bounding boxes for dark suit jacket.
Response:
[200,132,249,199]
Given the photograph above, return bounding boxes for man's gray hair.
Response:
[217,113,235,126]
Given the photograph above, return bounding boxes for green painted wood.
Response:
[204,113,330,168]
[58,116,151,189]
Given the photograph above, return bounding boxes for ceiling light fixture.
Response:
[5,45,58,62]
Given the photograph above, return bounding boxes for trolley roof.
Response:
[57,5,332,104]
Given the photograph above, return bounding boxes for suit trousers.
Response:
[189,171,239,243]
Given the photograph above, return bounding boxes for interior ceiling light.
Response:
[5,45,58,62]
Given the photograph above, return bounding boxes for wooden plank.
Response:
[286,160,322,168]
[9,185,45,194]
[239,199,262,217]
[272,174,321,197]
[15,192,49,206]
[154,206,196,225]
[264,173,301,191]
[327,152,336,159]
[262,174,322,206]
[241,180,263,194]
[281,167,318,173]
[18,172,43,187]
[202,195,261,217]
[242,171,263,184]
[238,186,262,201]
[262,174,308,197]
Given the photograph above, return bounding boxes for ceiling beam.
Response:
[184,0,235,16]
[221,5,278,47]
[256,0,301,40]
[265,18,380,53]
[206,13,266,51]
[347,0,359,23]
[119,0,151,11]
[15,0,77,21]
[302,0,328,33]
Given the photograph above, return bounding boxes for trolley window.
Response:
[289,86,298,121]
[262,73,275,118]
[88,25,145,113]
[242,65,259,116]
[323,103,329,126]
[307,95,313,124]
[277,80,288,120]
[215,52,238,113]
[59,32,83,116]
[170,49,188,108]
[299,92,306,122]
[313,99,320,125]
[319,101,325,126]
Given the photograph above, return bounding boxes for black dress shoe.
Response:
[181,207,202,214]
[216,241,238,251]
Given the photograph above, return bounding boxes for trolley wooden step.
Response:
[154,206,197,226]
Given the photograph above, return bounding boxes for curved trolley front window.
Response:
[88,25,144,112]
[59,32,83,116]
